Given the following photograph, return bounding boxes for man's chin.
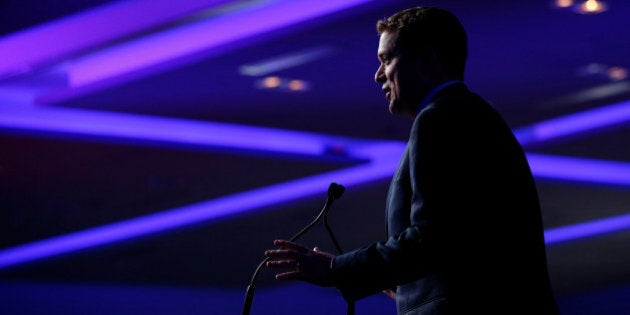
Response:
[388,103,398,115]
[389,104,406,116]
[389,103,416,118]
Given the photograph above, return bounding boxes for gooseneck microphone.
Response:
[241,182,345,315]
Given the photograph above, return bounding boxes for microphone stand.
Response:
[241,183,345,315]
[323,195,355,315]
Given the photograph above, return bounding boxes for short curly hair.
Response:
[377,6,468,79]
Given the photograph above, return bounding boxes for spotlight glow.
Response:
[261,76,281,88]
[608,67,628,81]
[576,0,607,14]
[555,0,574,8]
[287,79,308,91]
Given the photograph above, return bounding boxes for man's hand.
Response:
[265,239,335,287]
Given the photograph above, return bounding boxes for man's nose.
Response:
[374,64,385,83]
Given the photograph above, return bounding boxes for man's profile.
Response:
[264,6,559,315]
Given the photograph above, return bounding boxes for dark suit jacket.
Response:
[331,83,558,314]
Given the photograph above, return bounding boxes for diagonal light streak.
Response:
[239,45,336,76]
[0,0,235,79]
[0,102,630,268]
[545,213,630,244]
[0,142,403,270]
[0,105,367,158]
[527,153,630,186]
[514,99,630,147]
[2,103,630,269]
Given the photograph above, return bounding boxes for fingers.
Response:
[265,240,308,261]
[263,240,336,287]
[265,257,303,281]
[264,249,303,261]
[265,241,306,280]
[266,259,300,270]
[275,270,302,280]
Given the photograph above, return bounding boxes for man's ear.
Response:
[421,47,448,79]
[426,48,443,71]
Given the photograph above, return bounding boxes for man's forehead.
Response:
[378,31,400,53]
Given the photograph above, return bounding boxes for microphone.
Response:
[328,182,345,200]
[241,182,345,315]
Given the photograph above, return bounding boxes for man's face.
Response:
[375,31,435,117]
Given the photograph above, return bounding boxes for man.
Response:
[264,6,558,315]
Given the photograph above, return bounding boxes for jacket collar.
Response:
[416,80,465,115]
